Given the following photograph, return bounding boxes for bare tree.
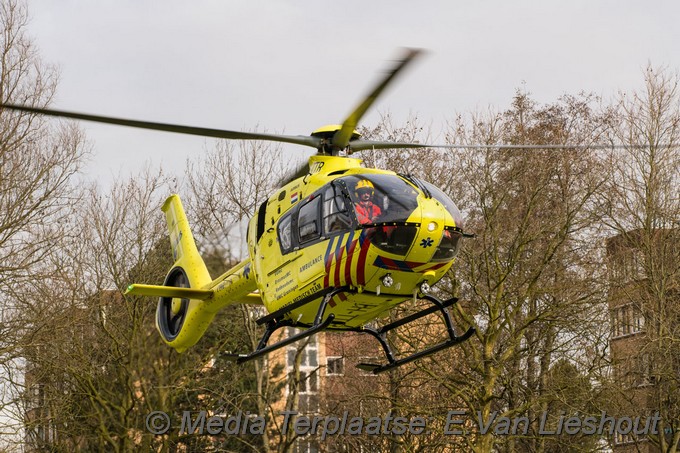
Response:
[0,0,86,292]
[601,65,680,453]
[0,0,87,448]
[14,170,173,451]
[421,92,613,452]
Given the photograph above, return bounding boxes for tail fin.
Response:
[126,194,214,352]
[163,194,212,288]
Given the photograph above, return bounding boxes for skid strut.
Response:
[354,294,475,374]
[223,287,347,364]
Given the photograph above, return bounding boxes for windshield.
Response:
[340,174,419,225]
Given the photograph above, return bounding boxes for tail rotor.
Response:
[156,267,190,342]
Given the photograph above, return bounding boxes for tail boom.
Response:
[126,194,259,353]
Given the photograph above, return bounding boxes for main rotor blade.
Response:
[332,48,422,150]
[0,103,322,149]
[349,140,439,151]
[349,139,667,151]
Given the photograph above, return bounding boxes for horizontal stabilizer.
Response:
[240,292,264,305]
[125,284,214,300]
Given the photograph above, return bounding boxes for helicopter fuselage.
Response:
[247,155,465,329]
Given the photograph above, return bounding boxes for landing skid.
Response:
[353,294,475,374]
[223,287,348,364]
[224,289,474,373]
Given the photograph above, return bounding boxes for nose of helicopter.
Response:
[365,196,462,295]
[404,197,449,263]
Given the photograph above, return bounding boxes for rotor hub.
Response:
[311,125,360,155]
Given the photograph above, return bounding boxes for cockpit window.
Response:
[421,181,464,229]
[341,174,419,225]
[298,196,321,243]
[322,184,352,235]
[432,228,463,262]
[278,214,292,253]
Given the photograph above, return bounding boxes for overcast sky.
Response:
[24,0,680,184]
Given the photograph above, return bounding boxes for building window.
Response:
[298,368,320,413]
[632,308,645,332]
[614,430,637,445]
[326,357,344,376]
[613,354,657,388]
[299,370,318,393]
[609,248,646,282]
[299,392,320,414]
[294,439,319,453]
[635,353,655,387]
[611,304,645,339]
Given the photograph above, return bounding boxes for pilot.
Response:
[354,179,381,224]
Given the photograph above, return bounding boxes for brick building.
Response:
[607,229,680,452]
[272,329,388,452]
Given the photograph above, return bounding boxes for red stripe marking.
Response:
[344,239,358,286]
[381,256,398,270]
[324,237,336,287]
[357,232,371,285]
[334,244,344,286]
[417,262,448,272]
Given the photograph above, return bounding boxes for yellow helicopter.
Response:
[2,49,475,373]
